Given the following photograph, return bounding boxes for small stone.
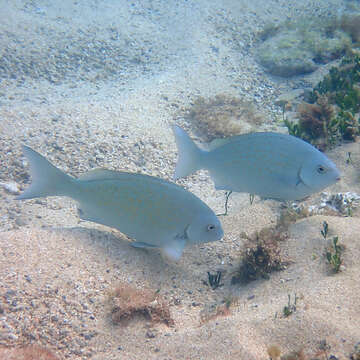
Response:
[81,331,97,340]
[146,330,157,339]
[174,298,181,305]
[15,217,27,226]
[0,182,20,195]
[5,290,16,299]
[11,305,24,312]
[30,300,39,308]
[8,333,18,340]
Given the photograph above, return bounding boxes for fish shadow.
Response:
[46,225,208,285]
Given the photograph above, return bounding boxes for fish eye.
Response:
[207,224,216,231]
[317,165,327,174]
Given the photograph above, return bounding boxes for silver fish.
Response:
[17,145,223,260]
[172,125,340,201]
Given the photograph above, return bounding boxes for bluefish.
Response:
[172,125,340,201]
[16,146,223,260]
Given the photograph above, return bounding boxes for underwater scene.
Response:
[1,0,360,359]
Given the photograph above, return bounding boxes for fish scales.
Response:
[71,177,203,242]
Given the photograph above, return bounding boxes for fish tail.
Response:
[172,125,206,180]
[16,145,74,200]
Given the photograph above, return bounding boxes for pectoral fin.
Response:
[296,165,311,189]
[131,241,159,248]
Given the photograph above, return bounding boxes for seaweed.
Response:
[279,349,305,360]
[350,342,360,360]
[297,93,339,149]
[284,118,306,139]
[231,227,289,285]
[184,94,266,141]
[336,110,359,140]
[199,300,232,325]
[310,55,360,114]
[321,221,329,239]
[326,236,343,273]
[277,204,310,231]
[217,190,233,216]
[285,55,360,149]
[283,293,297,317]
[340,14,360,43]
[0,345,59,360]
[257,14,353,77]
[284,55,360,151]
[207,271,223,290]
[108,282,174,327]
[267,345,282,360]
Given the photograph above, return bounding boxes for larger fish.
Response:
[16,145,223,260]
[172,125,340,201]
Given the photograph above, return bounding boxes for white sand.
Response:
[1,0,359,359]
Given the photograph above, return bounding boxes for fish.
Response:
[16,145,223,260]
[172,125,340,201]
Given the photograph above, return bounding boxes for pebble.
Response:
[15,217,27,226]
[146,329,157,339]
[0,182,20,195]
[81,332,97,341]
[4,290,16,299]
[174,298,181,305]
[7,333,18,341]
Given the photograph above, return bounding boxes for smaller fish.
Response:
[16,146,223,260]
[172,125,340,201]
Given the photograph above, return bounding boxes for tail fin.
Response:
[16,145,74,200]
[172,125,206,180]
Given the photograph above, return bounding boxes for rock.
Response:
[256,22,352,77]
[257,30,318,77]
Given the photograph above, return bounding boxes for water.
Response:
[0,0,359,359]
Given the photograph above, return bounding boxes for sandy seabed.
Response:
[0,0,359,359]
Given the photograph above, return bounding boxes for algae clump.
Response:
[257,16,353,77]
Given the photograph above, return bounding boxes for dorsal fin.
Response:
[78,168,123,181]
